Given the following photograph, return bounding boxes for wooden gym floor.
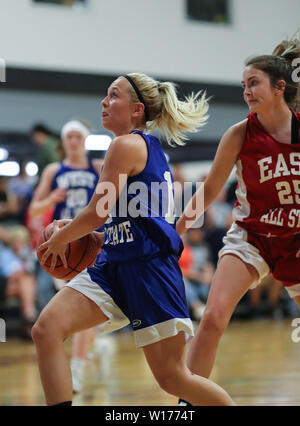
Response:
[0,318,299,406]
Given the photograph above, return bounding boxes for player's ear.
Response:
[274,79,286,94]
[132,102,145,118]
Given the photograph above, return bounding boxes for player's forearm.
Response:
[29,198,55,217]
[176,183,204,235]
[55,205,107,244]
[176,182,216,236]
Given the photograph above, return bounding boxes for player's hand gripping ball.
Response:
[37,219,103,280]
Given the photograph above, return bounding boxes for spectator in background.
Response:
[0,176,19,226]
[7,162,34,225]
[0,225,10,243]
[205,188,232,267]
[248,275,284,319]
[206,188,232,231]
[25,206,56,313]
[31,124,59,176]
[0,225,11,302]
[187,228,213,273]
[172,164,196,219]
[0,226,36,339]
[179,229,214,321]
[226,179,238,208]
[172,164,186,217]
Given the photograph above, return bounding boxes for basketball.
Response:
[37,219,102,280]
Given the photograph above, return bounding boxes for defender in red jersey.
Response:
[176,35,300,393]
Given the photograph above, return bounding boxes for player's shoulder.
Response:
[226,119,248,138]
[221,119,248,150]
[41,162,61,178]
[112,133,145,148]
[109,133,147,157]
[105,133,148,174]
[34,162,60,192]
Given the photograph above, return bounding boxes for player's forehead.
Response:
[242,66,267,83]
[107,77,130,94]
[64,130,84,138]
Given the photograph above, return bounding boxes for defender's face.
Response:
[242,66,277,113]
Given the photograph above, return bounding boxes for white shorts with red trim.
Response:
[219,223,300,298]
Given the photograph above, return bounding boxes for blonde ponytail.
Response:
[272,32,300,62]
[126,73,209,146]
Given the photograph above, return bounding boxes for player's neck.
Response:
[64,154,87,168]
[256,103,292,135]
[113,123,145,137]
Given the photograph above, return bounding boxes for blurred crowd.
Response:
[0,124,59,339]
[0,131,298,340]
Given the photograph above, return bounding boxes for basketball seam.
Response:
[87,235,98,267]
[59,265,82,279]
[75,233,91,270]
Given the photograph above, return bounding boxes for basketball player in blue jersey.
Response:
[30,120,102,393]
[34,73,235,406]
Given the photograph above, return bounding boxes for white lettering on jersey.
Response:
[290,153,300,175]
[57,171,96,189]
[260,208,300,228]
[258,157,272,183]
[259,208,284,226]
[273,154,290,178]
[288,209,300,228]
[258,153,300,183]
[123,221,134,242]
[105,220,134,245]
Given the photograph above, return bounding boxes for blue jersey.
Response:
[99,130,183,263]
[68,132,192,346]
[51,159,99,220]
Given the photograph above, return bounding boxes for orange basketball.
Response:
[37,219,101,280]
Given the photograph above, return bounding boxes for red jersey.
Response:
[233,111,300,238]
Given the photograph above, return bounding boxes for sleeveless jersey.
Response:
[233,111,300,238]
[51,159,99,220]
[98,130,183,263]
